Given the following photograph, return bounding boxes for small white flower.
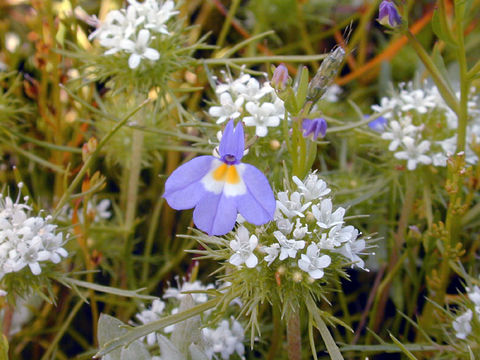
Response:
[215,73,251,95]
[41,232,68,264]
[298,243,331,279]
[371,96,398,119]
[163,279,214,303]
[276,191,311,218]
[121,29,160,69]
[311,198,345,229]
[394,137,432,170]
[0,190,68,279]
[203,318,245,360]
[229,226,258,268]
[275,217,294,235]
[140,0,179,35]
[399,88,436,114]
[381,118,418,151]
[261,243,280,266]
[243,101,283,137]
[292,173,331,202]
[453,309,472,340]
[339,237,367,270]
[292,219,309,240]
[234,77,272,102]
[467,285,480,314]
[136,299,165,345]
[273,231,305,260]
[17,239,50,275]
[323,84,342,103]
[208,93,244,124]
[328,225,357,246]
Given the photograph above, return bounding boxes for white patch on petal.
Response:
[200,159,247,197]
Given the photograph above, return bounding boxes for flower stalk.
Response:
[287,310,302,360]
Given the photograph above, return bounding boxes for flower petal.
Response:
[128,53,142,69]
[137,29,151,46]
[219,120,244,162]
[245,254,258,268]
[144,48,160,61]
[193,192,237,235]
[236,164,275,225]
[163,156,214,210]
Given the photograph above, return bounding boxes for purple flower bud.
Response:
[378,0,401,28]
[302,118,327,140]
[367,115,387,132]
[271,63,289,90]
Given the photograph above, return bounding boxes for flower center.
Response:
[212,163,240,184]
[222,154,237,164]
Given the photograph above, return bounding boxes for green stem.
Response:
[141,196,165,285]
[124,114,145,289]
[405,30,459,115]
[216,0,241,49]
[366,251,409,344]
[266,306,283,360]
[204,54,327,65]
[286,310,301,360]
[454,1,469,153]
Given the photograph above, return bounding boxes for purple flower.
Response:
[163,120,276,236]
[271,63,288,90]
[378,0,401,27]
[368,115,387,132]
[302,118,327,140]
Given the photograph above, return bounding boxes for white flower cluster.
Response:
[371,82,480,170]
[202,318,245,360]
[134,280,246,360]
[0,187,68,279]
[59,198,111,224]
[452,285,480,339]
[209,71,285,137]
[88,0,178,69]
[228,173,369,280]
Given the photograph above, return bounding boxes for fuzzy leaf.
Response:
[98,314,150,360]
[189,344,210,360]
[98,314,129,360]
[157,335,185,360]
[120,340,150,360]
[171,295,203,355]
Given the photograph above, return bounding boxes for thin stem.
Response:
[124,114,145,289]
[216,0,241,48]
[454,1,469,153]
[2,304,14,340]
[287,310,302,360]
[204,54,327,65]
[141,197,165,284]
[266,306,283,360]
[405,30,459,115]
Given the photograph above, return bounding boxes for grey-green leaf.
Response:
[157,335,185,360]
